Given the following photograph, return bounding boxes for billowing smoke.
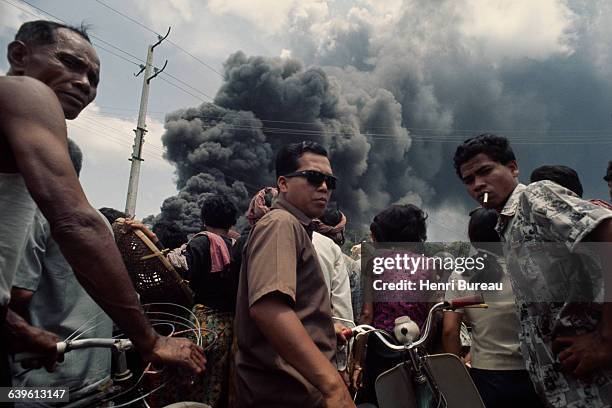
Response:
[154,51,436,233]
[151,104,273,232]
[153,0,612,241]
[281,0,612,239]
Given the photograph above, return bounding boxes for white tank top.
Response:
[0,173,37,305]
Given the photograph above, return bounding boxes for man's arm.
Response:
[8,288,33,321]
[442,311,463,356]
[250,294,355,408]
[0,77,204,373]
[360,302,373,325]
[588,219,612,339]
[5,308,59,372]
[554,218,612,377]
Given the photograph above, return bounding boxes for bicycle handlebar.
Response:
[13,338,133,363]
[446,294,486,310]
[352,295,487,352]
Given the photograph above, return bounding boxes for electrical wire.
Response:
[94,0,225,78]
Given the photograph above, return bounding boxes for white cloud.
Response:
[130,0,194,29]
[0,1,39,36]
[279,48,292,59]
[288,0,577,65]
[123,0,282,61]
[68,104,177,218]
[207,0,299,34]
[460,0,576,60]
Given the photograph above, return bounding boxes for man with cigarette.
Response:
[453,134,612,407]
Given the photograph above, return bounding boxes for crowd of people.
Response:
[2,19,612,408]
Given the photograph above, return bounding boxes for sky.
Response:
[1,0,611,241]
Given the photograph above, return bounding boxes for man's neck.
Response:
[495,180,519,213]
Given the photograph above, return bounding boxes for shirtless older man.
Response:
[0,21,205,384]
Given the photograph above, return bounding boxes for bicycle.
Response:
[349,294,487,408]
[14,303,217,408]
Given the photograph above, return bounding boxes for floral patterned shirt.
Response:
[497,181,612,408]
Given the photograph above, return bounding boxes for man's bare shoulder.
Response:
[0,76,63,119]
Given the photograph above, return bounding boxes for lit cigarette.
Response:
[483,192,489,203]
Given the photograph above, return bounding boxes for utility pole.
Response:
[124,27,171,217]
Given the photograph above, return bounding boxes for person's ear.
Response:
[277,176,289,193]
[508,160,519,178]
[7,41,30,75]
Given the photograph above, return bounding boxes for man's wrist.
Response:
[597,305,612,341]
[317,369,345,396]
[131,327,159,355]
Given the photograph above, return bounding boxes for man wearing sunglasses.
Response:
[235,141,355,407]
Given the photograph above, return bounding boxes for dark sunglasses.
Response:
[283,170,338,190]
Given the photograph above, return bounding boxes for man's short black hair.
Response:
[67,138,83,176]
[320,207,343,227]
[153,221,188,249]
[453,134,516,178]
[98,207,126,225]
[15,20,91,47]
[530,165,583,198]
[201,195,238,230]
[468,208,500,243]
[275,141,328,179]
[370,204,427,243]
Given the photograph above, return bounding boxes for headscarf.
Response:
[246,187,278,225]
[313,211,347,238]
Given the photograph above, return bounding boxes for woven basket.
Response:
[112,219,193,308]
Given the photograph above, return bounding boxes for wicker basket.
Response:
[112,219,193,308]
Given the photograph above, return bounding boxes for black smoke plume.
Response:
[154,51,427,234]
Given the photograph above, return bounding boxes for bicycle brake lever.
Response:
[114,339,133,352]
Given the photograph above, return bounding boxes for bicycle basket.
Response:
[113,219,193,308]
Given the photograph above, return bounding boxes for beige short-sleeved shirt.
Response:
[235,198,336,408]
[445,255,525,371]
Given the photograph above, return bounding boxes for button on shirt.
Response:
[234,197,336,408]
[496,181,612,408]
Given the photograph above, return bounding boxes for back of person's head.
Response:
[67,138,83,176]
[320,207,343,227]
[370,204,427,243]
[275,141,328,179]
[153,221,188,249]
[468,208,503,281]
[453,134,515,178]
[14,20,91,47]
[201,195,238,230]
[604,161,612,182]
[530,165,583,197]
[317,207,346,246]
[468,208,500,244]
[98,207,126,225]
